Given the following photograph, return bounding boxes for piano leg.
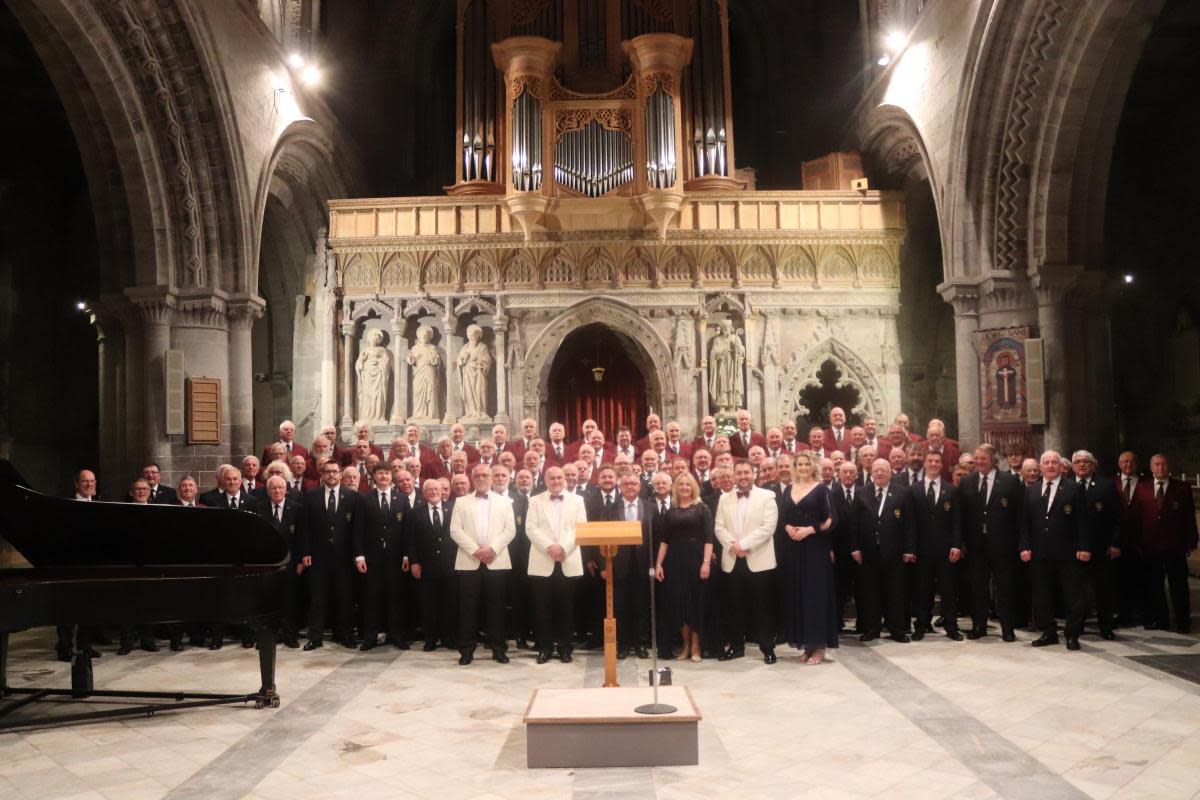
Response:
[69,625,94,699]
[255,626,280,708]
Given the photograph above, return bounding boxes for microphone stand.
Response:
[636,516,675,715]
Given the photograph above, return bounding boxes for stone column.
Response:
[442,304,462,424]
[340,320,356,427]
[94,303,124,496]
[494,315,511,425]
[131,295,175,464]
[390,312,408,426]
[941,283,981,450]
[122,310,144,476]
[228,301,263,458]
[743,311,761,422]
[1032,268,1080,454]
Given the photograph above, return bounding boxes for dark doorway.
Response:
[547,324,650,440]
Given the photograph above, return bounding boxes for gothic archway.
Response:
[547,324,651,440]
[778,338,888,425]
[522,298,677,427]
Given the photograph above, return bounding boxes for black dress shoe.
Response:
[241,638,255,649]
[1031,634,1059,647]
[303,640,323,651]
[458,653,473,665]
[140,639,159,653]
[283,639,300,649]
[208,641,223,651]
[385,638,410,650]
[559,652,573,663]
[889,633,910,643]
[340,638,359,650]
[55,648,72,663]
[911,630,925,641]
[617,648,630,660]
[1001,628,1016,642]
[763,651,777,664]
[635,646,650,659]
[860,631,880,642]
[359,640,378,652]
[1066,637,1081,651]
[718,646,745,661]
[493,651,510,664]
[84,647,102,659]
[516,638,532,651]
[946,630,964,641]
[966,628,984,640]
[118,642,134,656]
[423,642,438,652]
[1100,630,1116,641]
[170,639,185,652]
[536,652,551,664]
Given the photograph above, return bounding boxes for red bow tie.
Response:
[550,494,563,501]
[475,492,489,499]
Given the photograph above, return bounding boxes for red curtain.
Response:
[548,331,647,440]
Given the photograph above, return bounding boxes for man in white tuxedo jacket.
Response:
[526,466,586,663]
[714,460,780,664]
[450,464,516,664]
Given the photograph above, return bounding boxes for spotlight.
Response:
[877,55,891,67]
[884,30,907,52]
[76,300,87,311]
[287,52,304,69]
[1123,273,1134,284]
[300,65,321,87]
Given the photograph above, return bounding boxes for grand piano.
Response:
[0,461,288,730]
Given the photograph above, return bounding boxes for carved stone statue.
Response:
[457,323,493,420]
[708,319,745,412]
[672,315,694,368]
[407,324,442,421]
[355,328,392,425]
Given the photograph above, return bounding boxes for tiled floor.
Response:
[2,626,1199,800]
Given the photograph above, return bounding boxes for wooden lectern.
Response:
[576,521,644,688]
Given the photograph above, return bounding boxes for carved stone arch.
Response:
[381,252,418,290]
[738,245,773,284]
[778,246,817,284]
[582,247,617,286]
[462,250,498,287]
[454,295,497,317]
[502,249,536,286]
[661,246,694,284]
[779,339,888,424]
[350,297,396,321]
[403,297,446,318]
[818,245,856,284]
[703,293,745,316]
[522,297,678,422]
[620,247,654,285]
[541,248,577,285]
[340,252,379,291]
[422,251,457,289]
[700,246,734,284]
[857,244,897,285]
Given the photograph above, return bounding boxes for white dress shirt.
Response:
[474,492,492,546]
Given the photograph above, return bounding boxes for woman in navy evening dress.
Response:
[780,451,838,663]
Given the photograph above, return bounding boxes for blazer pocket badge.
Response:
[345,512,352,522]
[894,508,902,518]
[1000,497,1009,507]
[1094,501,1103,512]
[1064,504,1073,515]
[396,512,404,522]
[943,501,952,511]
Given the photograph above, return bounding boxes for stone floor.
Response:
[2,625,1200,800]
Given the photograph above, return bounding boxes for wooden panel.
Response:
[418,206,437,235]
[437,206,457,234]
[575,520,643,546]
[187,378,222,445]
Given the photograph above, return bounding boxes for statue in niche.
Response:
[457,323,493,420]
[407,324,442,421]
[708,319,745,412]
[672,315,694,368]
[355,327,392,425]
[761,317,779,367]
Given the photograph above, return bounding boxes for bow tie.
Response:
[475,492,489,499]
[738,490,751,498]
[550,494,563,501]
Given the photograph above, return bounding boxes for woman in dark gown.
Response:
[655,473,714,662]
[780,451,837,664]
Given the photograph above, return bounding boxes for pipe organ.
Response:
[448,0,744,198]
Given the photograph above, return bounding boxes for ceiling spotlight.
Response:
[300,65,321,87]
[75,300,87,311]
[877,55,891,67]
[884,30,907,52]
[287,52,304,69]
[1123,273,1134,284]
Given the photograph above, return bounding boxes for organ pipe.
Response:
[644,84,676,189]
[553,120,634,197]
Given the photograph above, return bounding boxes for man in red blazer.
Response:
[510,417,539,463]
[635,412,662,453]
[446,423,480,463]
[729,409,766,458]
[823,407,850,453]
[922,419,960,471]
[420,437,455,483]
[545,422,569,467]
[663,421,692,460]
[780,420,802,454]
[1130,453,1197,633]
[895,413,923,444]
[262,420,310,468]
[691,415,718,454]
[566,419,599,461]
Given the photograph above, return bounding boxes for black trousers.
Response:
[915,553,959,632]
[361,551,407,643]
[1086,553,1117,634]
[1143,552,1190,631]
[458,565,508,655]
[613,569,649,649]
[309,557,355,642]
[1032,557,1087,638]
[420,571,458,647]
[1116,546,1144,624]
[725,558,775,652]
[531,564,576,654]
[968,547,1019,633]
[282,564,303,641]
[508,567,533,643]
[834,551,857,630]
[857,556,906,636]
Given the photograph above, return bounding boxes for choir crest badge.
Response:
[943,501,952,511]
[894,508,902,518]
[1094,501,1104,512]
[288,523,295,534]
[395,512,404,523]
[1064,504,1073,515]
[345,512,352,522]
[516,515,523,525]
[1000,497,1009,507]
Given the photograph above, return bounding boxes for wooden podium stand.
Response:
[576,521,643,688]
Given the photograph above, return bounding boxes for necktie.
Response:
[927,481,936,504]
[230,496,238,511]
[1156,481,1165,508]
[1080,480,1088,494]
[1042,481,1052,510]
[151,487,157,501]
[980,473,989,505]
[875,486,883,506]
[706,438,713,449]
[286,442,292,453]
[555,445,562,459]
[432,506,442,528]
[327,489,336,513]
[659,500,667,514]
[738,490,750,499]
[845,487,852,505]
[1123,476,1133,503]
[626,503,636,521]
[274,505,282,523]
[743,432,749,446]
[380,493,388,511]
[550,494,562,501]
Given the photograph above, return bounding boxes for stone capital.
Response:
[1029,264,1084,307]
[937,279,980,317]
[126,288,177,327]
[226,294,266,330]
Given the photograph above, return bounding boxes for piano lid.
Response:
[0,461,289,568]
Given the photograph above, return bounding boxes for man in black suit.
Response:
[850,458,915,642]
[355,463,410,651]
[206,465,264,649]
[494,464,533,649]
[302,459,361,650]
[1020,450,1090,650]
[959,444,1024,641]
[1071,450,1122,640]
[580,464,620,647]
[264,475,306,648]
[910,452,964,641]
[142,462,178,504]
[830,461,859,632]
[612,472,653,659]
[408,479,456,651]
